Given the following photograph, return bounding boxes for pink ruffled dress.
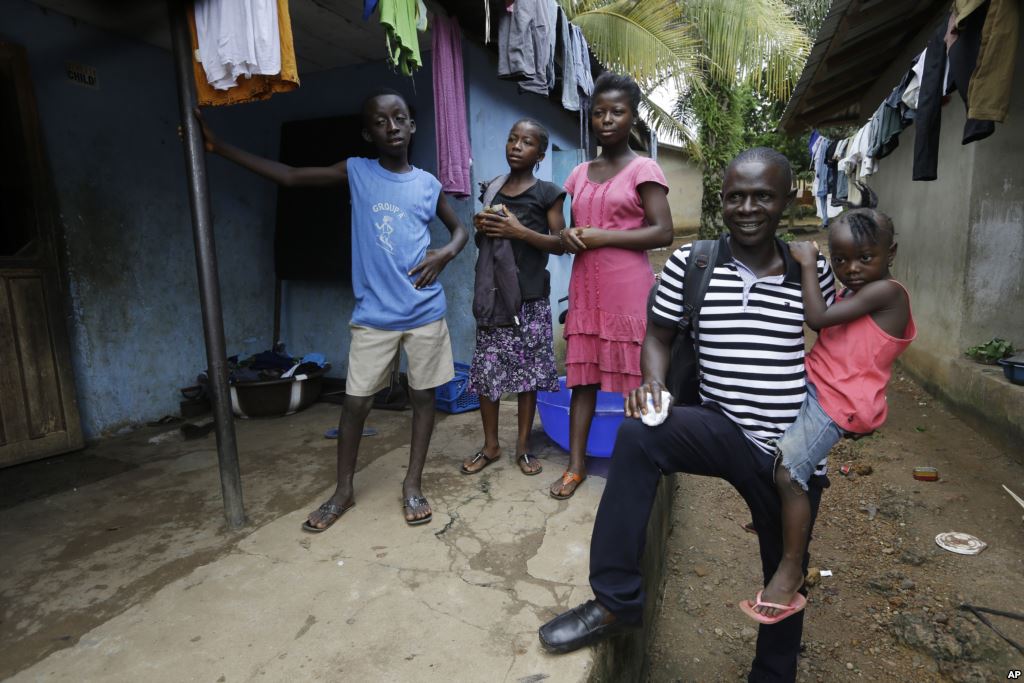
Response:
[563,156,669,393]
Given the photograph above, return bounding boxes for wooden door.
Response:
[0,42,83,467]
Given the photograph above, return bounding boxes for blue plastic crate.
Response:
[435,362,480,413]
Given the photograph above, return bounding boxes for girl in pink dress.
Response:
[553,73,674,499]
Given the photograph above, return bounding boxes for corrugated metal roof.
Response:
[780,0,949,133]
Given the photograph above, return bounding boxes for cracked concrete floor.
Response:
[0,401,609,682]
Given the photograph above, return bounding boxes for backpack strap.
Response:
[679,238,720,337]
[480,174,509,209]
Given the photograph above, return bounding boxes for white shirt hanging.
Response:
[195,0,282,91]
[901,49,927,109]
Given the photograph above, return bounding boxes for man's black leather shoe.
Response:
[538,600,639,654]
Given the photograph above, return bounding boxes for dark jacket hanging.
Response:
[947,0,996,144]
[473,175,522,327]
[912,17,950,181]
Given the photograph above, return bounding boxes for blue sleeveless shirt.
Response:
[347,158,445,330]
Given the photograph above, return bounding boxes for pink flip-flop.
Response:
[739,590,807,625]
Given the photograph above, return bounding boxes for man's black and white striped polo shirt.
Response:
[651,236,836,457]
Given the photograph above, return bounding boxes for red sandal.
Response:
[550,471,585,499]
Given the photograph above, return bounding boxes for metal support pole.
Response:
[168,0,246,529]
[273,278,282,346]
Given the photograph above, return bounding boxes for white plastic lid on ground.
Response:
[934,531,988,555]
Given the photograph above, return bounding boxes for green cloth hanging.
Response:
[380,0,423,75]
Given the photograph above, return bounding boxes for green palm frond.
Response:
[683,0,810,100]
[640,93,701,160]
[557,0,618,21]
[568,0,702,91]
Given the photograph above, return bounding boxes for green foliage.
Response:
[965,338,1016,364]
[682,0,810,100]
[567,0,700,91]
[779,232,797,242]
[677,0,828,234]
[787,0,832,37]
[561,0,812,150]
[691,79,745,238]
[736,86,812,180]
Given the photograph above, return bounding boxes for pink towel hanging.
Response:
[432,14,472,198]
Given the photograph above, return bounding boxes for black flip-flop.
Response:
[461,450,499,475]
[302,500,355,533]
[403,496,432,525]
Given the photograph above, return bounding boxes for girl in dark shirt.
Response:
[462,119,567,476]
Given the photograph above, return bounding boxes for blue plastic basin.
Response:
[997,356,1024,385]
[537,377,625,457]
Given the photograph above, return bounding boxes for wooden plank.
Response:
[0,277,18,447]
[805,70,885,109]
[9,275,65,439]
[0,42,83,467]
[0,431,75,469]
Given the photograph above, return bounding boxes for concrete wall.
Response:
[867,102,976,361]
[591,475,674,683]
[850,9,1024,450]
[656,147,701,231]
[2,1,279,439]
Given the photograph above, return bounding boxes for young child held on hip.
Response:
[742,191,915,624]
[195,88,469,532]
[460,119,566,477]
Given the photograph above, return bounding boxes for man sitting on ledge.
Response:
[538,148,836,682]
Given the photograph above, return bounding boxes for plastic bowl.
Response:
[997,355,1024,385]
[537,377,625,457]
[230,365,330,418]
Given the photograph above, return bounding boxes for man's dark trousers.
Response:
[589,404,826,682]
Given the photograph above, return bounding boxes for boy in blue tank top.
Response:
[196,89,468,531]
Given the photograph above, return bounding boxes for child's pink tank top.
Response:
[805,280,916,434]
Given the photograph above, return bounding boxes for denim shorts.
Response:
[775,383,843,490]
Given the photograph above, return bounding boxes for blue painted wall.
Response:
[3,2,582,438]
[2,2,452,437]
[2,1,280,439]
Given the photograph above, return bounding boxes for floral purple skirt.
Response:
[468,298,560,402]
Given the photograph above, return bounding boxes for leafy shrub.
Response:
[965,338,1015,364]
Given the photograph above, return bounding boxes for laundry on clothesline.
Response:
[189,0,299,106]
[809,1,1018,193]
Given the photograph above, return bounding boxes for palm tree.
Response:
[561,0,813,235]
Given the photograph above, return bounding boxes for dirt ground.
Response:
[645,231,1024,682]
